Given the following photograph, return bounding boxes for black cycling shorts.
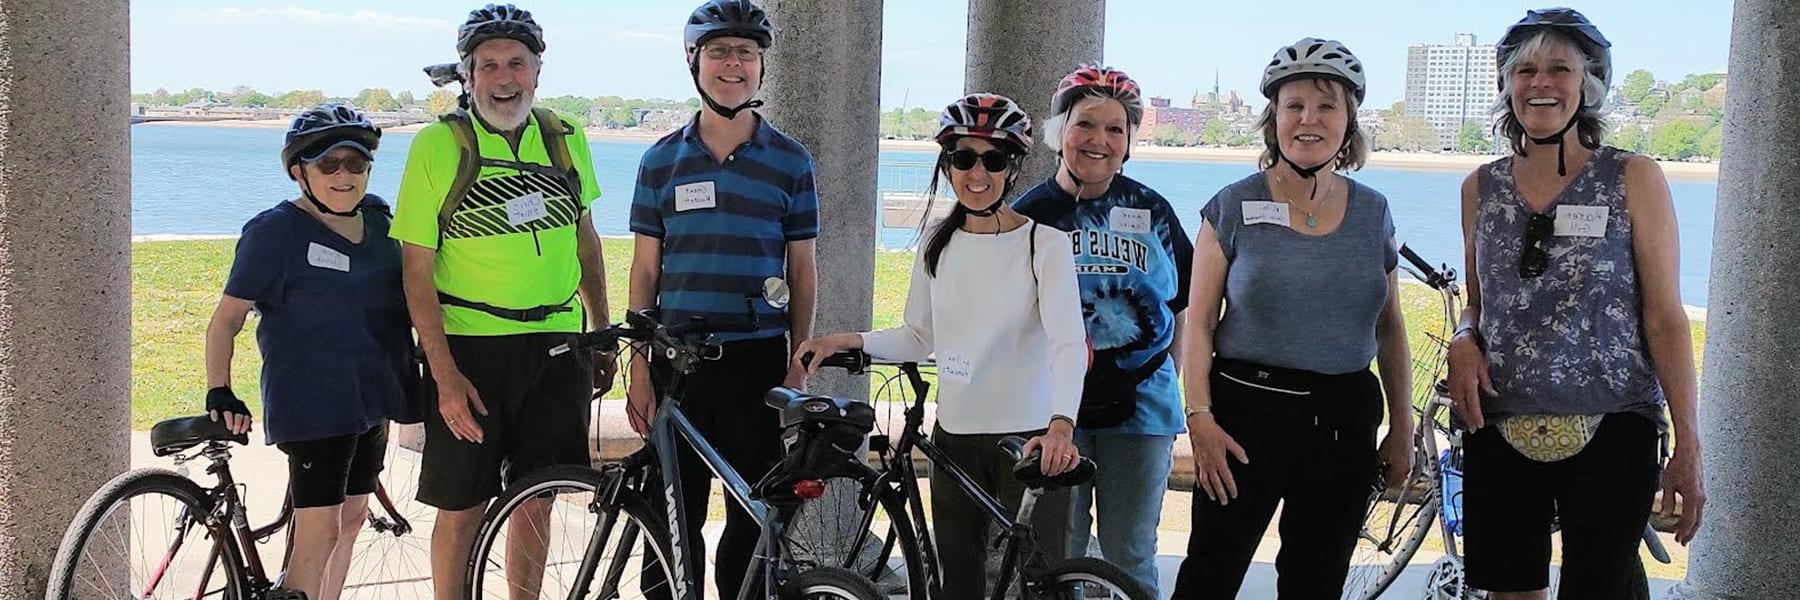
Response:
[276,423,388,509]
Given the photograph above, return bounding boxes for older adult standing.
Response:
[389,4,611,598]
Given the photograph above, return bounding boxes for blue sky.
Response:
[133,1,1732,110]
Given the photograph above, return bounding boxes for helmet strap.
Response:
[1527,98,1583,177]
[299,170,360,217]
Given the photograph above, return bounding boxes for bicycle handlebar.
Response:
[548,309,724,362]
[1398,243,1456,291]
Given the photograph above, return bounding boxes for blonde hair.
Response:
[1041,95,1140,155]
[1256,77,1368,171]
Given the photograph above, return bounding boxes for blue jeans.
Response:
[1066,430,1174,596]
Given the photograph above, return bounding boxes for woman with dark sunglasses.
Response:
[1448,9,1704,599]
[201,103,420,600]
[792,93,1085,597]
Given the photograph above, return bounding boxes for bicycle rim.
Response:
[1343,425,1442,599]
[340,422,437,599]
[1022,558,1151,600]
[783,475,926,597]
[468,466,677,600]
[48,469,246,600]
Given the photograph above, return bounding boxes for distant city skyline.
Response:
[132,1,1731,111]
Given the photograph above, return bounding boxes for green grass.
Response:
[130,238,1708,429]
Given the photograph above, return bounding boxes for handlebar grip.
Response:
[803,350,871,374]
[1398,244,1444,285]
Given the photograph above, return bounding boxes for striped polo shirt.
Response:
[630,113,819,342]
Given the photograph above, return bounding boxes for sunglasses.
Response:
[1519,212,1554,278]
[945,149,1013,173]
[310,154,370,176]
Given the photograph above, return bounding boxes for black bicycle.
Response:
[464,308,885,600]
[46,419,436,600]
[802,350,1152,600]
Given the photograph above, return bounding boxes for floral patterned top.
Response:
[1473,146,1667,429]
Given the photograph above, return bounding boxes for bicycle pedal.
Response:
[266,587,309,600]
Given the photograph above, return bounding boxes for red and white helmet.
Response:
[935,93,1034,155]
[1051,64,1143,125]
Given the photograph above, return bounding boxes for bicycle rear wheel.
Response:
[47,469,247,600]
[783,475,928,598]
[340,422,437,600]
[467,465,677,599]
[1020,557,1152,599]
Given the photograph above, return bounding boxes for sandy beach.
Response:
[140,120,1721,182]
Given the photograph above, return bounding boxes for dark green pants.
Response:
[930,425,1071,597]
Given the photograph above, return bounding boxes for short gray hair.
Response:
[1255,77,1369,172]
[1040,95,1140,155]
[1491,30,1609,155]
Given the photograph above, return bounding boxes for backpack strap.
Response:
[437,110,482,242]
[1028,220,1040,286]
[531,107,583,198]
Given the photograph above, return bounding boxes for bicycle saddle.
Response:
[997,435,1096,489]
[150,415,249,457]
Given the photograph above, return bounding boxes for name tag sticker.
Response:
[1109,207,1152,235]
[939,353,972,383]
[306,242,350,272]
[1242,201,1291,227]
[675,181,717,212]
[1554,205,1609,237]
[505,192,550,227]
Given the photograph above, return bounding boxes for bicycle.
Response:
[46,418,437,600]
[1339,245,1673,600]
[802,350,1153,600]
[464,307,886,600]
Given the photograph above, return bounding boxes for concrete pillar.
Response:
[0,0,133,597]
[966,0,1106,187]
[760,0,882,405]
[1671,0,1800,598]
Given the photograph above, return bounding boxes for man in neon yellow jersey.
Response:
[389,5,611,599]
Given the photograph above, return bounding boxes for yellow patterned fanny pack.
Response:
[1498,414,1607,462]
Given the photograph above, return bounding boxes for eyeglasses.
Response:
[1519,212,1554,278]
[310,154,370,176]
[701,44,763,63]
[945,149,1012,173]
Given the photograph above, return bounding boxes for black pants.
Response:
[929,425,1072,597]
[1173,359,1383,600]
[1463,412,1659,598]
[642,335,788,600]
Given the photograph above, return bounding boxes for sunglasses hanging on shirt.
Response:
[1518,212,1554,278]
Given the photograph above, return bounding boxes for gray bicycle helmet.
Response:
[281,103,380,175]
[457,4,545,58]
[684,0,773,50]
[1260,38,1366,103]
[1496,7,1612,105]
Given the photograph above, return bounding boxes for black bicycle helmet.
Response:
[281,104,380,176]
[457,3,545,58]
[1497,7,1612,98]
[684,0,773,50]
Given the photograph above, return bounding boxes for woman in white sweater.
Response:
[792,93,1088,596]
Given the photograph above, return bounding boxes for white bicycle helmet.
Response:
[1260,38,1366,103]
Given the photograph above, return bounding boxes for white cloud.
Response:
[209,6,452,31]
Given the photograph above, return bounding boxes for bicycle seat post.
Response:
[1015,487,1043,524]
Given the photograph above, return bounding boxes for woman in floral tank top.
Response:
[1448,9,1705,599]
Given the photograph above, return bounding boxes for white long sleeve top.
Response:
[861,220,1088,434]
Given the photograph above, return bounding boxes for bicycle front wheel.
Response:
[781,566,885,599]
[47,469,247,600]
[467,465,677,600]
[1342,439,1441,599]
[1020,558,1153,599]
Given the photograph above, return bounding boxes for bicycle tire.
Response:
[47,468,249,600]
[1343,444,1442,600]
[1020,557,1154,600]
[784,475,930,598]
[467,464,678,600]
[782,565,885,599]
[340,422,438,600]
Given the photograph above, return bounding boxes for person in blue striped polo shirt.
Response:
[624,0,818,596]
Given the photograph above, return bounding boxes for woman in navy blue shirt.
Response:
[202,104,417,600]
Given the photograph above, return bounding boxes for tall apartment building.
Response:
[1404,33,1498,149]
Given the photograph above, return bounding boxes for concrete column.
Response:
[1671,0,1800,598]
[966,0,1105,187]
[0,0,133,597]
[759,0,882,404]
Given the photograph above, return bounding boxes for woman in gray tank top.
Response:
[1172,39,1417,599]
[1448,10,1705,599]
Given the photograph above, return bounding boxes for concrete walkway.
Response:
[120,415,1683,599]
